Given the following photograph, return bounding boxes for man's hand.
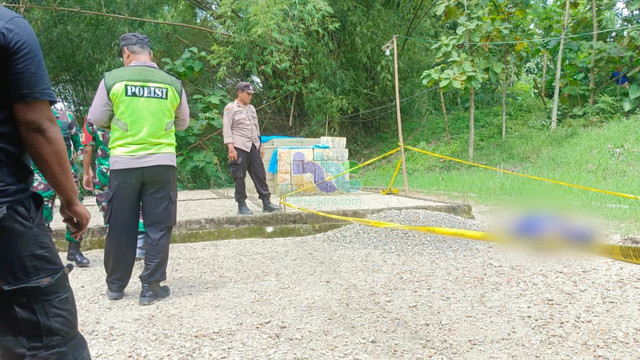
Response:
[59,199,91,239]
[83,169,94,191]
[228,147,238,161]
[260,145,264,159]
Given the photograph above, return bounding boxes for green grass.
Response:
[355,114,640,235]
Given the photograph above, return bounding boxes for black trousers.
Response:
[231,145,271,203]
[104,166,177,292]
[0,192,91,359]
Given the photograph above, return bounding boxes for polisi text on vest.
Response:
[125,85,168,100]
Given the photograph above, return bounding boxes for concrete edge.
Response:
[52,201,473,251]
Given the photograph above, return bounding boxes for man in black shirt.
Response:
[0,7,92,359]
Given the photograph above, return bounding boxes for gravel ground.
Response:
[67,209,640,359]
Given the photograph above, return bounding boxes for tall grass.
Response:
[356,114,640,235]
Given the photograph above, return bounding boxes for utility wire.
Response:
[338,86,436,122]
[276,86,438,136]
[400,23,640,46]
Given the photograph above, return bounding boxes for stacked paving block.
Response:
[245,136,350,197]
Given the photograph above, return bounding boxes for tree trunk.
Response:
[589,0,598,106]
[542,50,548,98]
[577,85,582,107]
[551,0,571,131]
[509,66,515,88]
[439,88,451,145]
[469,86,475,161]
[502,77,507,142]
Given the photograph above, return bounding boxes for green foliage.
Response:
[18,0,640,192]
[163,48,233,189]
[24,0,207,114]
[163,48,206,80]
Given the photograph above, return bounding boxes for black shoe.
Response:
[107,289,124,301]
[262,199,280,213]
[139,282,170,306]
[238,202,253,215]
[67,241,91,268]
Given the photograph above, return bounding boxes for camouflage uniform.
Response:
[83,121,145,233]
[31,109,83,243]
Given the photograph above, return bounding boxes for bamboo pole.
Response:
[392,35,410,196]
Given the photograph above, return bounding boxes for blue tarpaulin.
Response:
[260,135,302,144]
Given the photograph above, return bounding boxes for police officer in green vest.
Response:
[87,33,190,305]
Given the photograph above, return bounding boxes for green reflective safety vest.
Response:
[103,66,182,156]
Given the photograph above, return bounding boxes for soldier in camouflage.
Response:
[31,109,91,267]
[82,119,146,259]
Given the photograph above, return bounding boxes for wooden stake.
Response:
[392,35,410,196]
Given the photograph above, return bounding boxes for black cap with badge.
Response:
[237,82,255,94]
[119,33,151,55]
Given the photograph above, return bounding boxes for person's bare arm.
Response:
[174,88,190,130]
[82,144,95,191]
[14,100,90,238]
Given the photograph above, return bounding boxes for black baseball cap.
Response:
[237,82,255,93]
[119,33,151,52]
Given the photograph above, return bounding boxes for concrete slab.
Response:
[49,189,471,245]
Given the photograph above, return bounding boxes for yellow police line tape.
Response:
[280,199,640,265]
[403,145,640,201]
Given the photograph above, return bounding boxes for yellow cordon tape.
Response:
[594,243,640,265]
[404,145,640,201]
[282,200,640,265]
[280,200,495,241]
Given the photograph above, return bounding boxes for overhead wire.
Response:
[399,23,640,46]
[273,86,438,136]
